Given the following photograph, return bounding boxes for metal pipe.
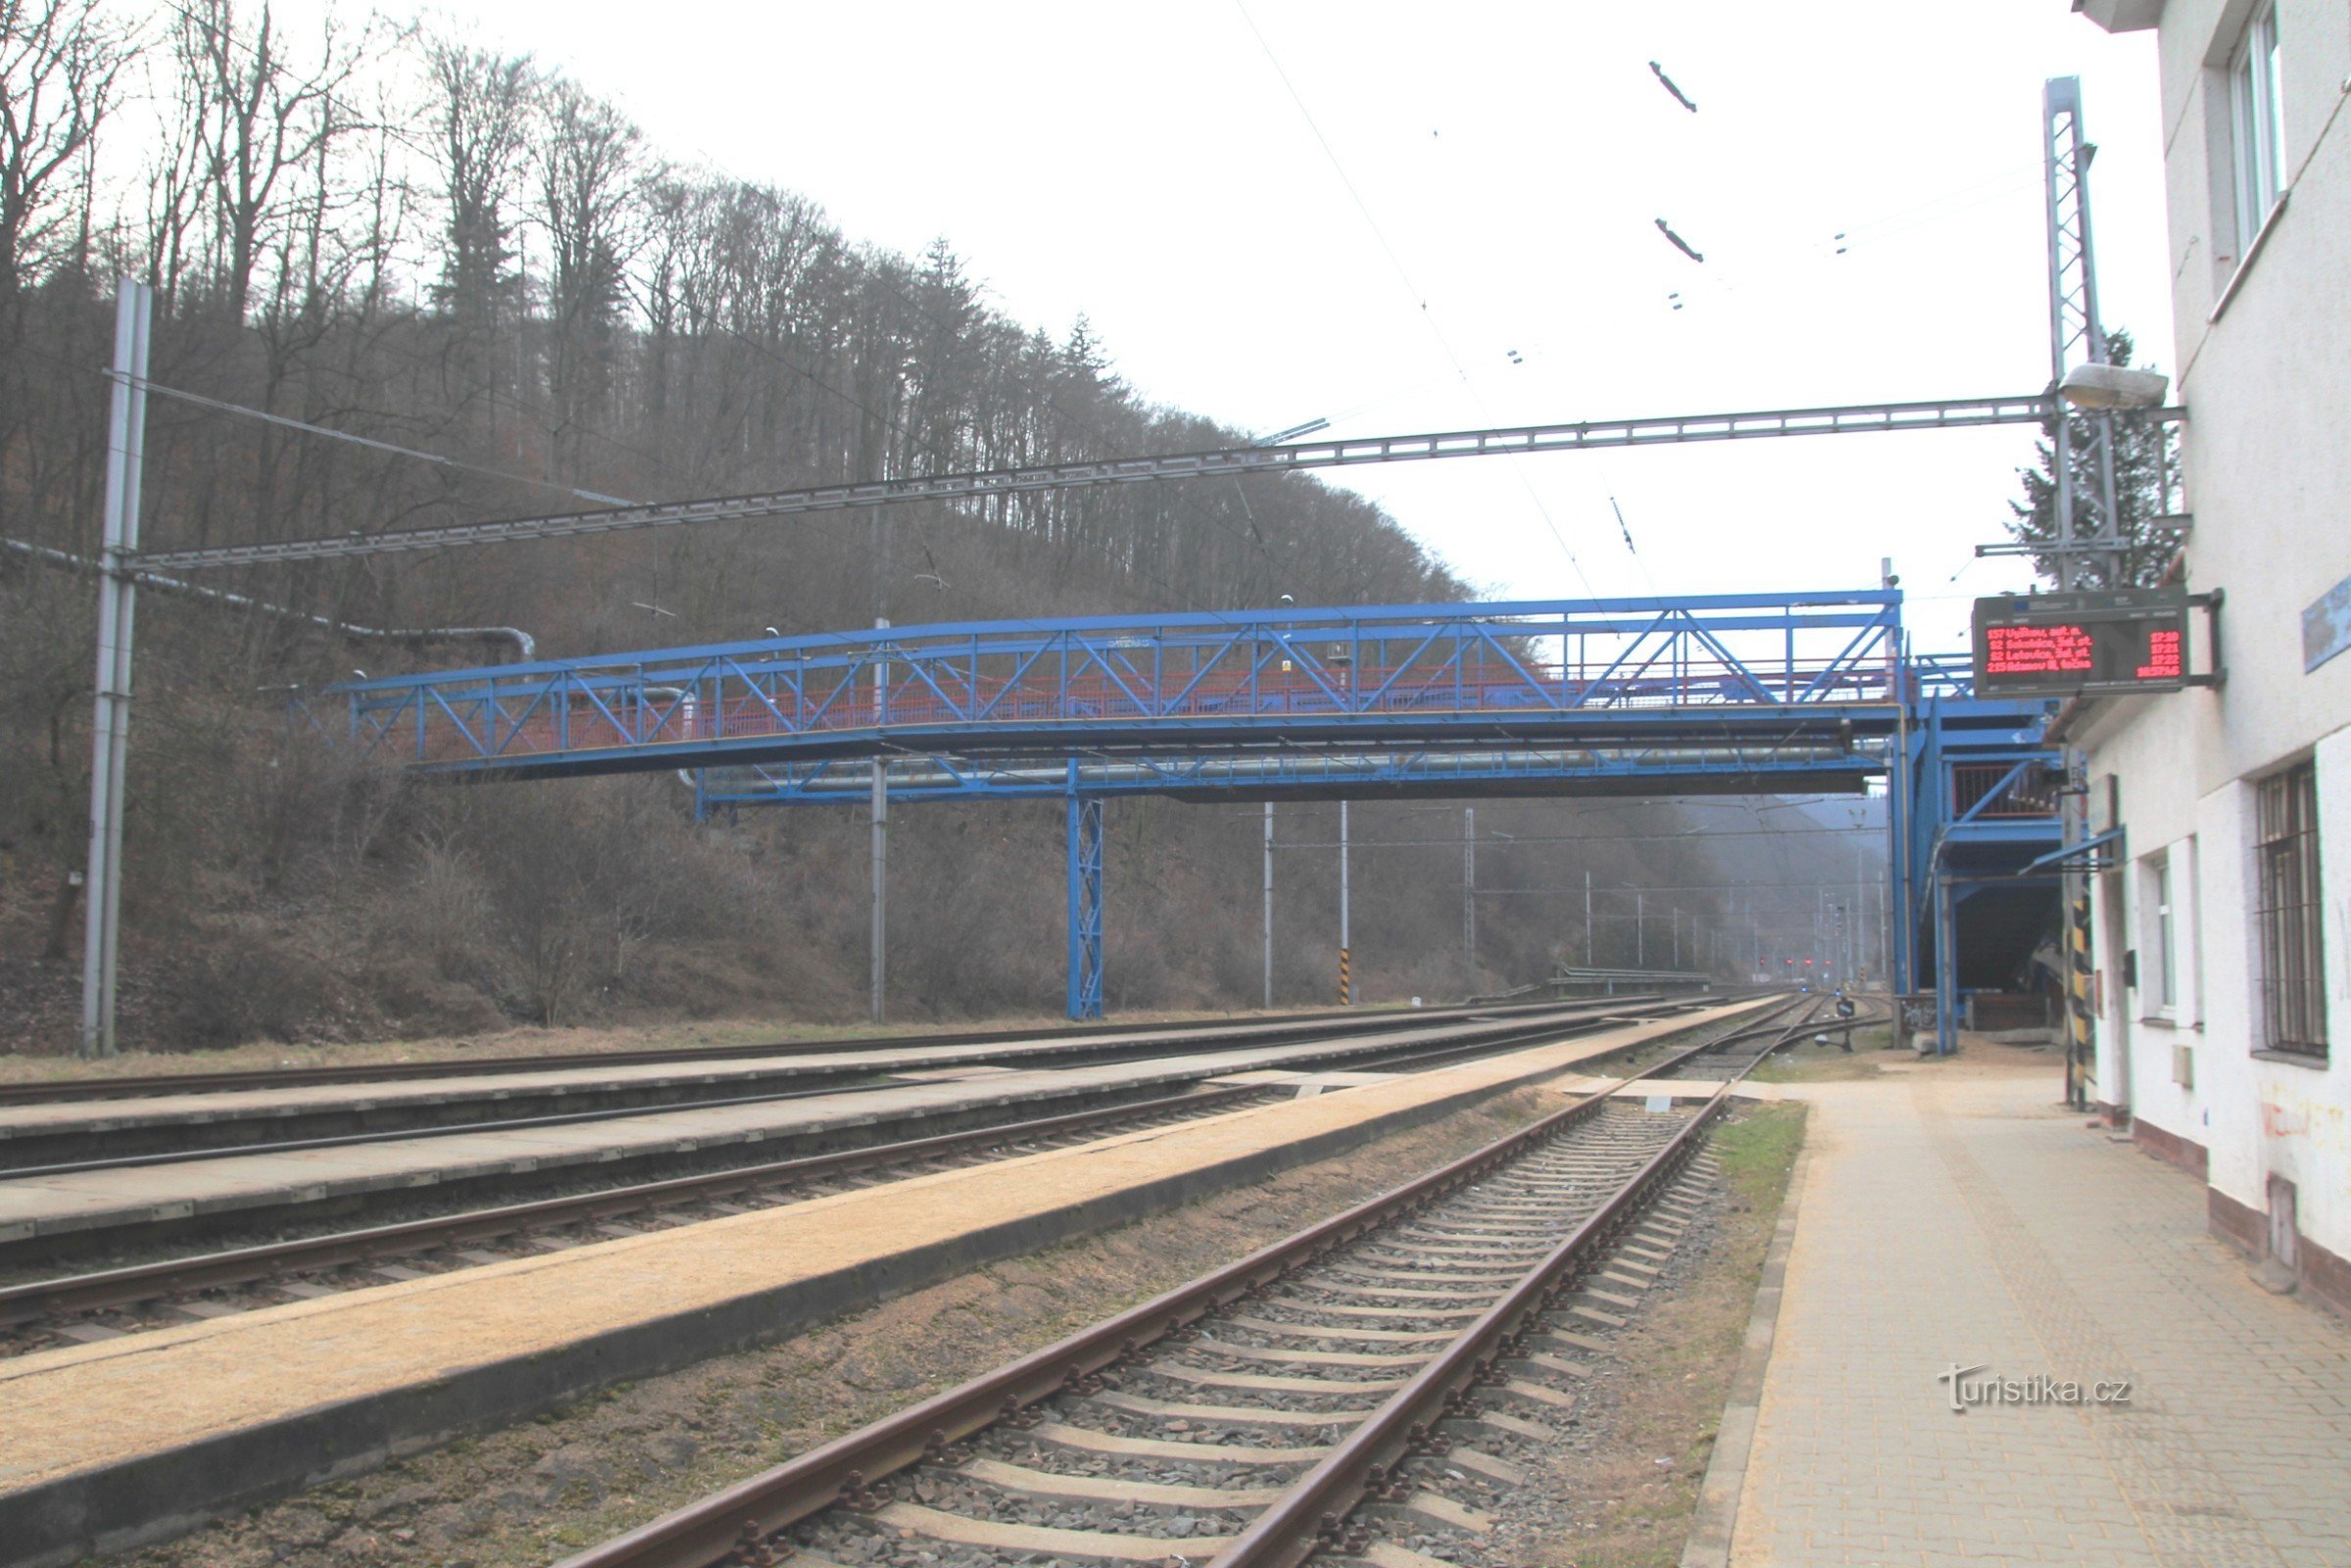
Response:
[4,536,534,661]
[721,744,1872,799]
[639,689,701,792]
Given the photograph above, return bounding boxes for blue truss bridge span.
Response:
[312,592,2056,1038]
[322,593,1920,781]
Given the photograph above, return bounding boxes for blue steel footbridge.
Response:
[313,591,2060,1041]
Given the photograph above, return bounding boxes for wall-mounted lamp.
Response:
[2057,363,2171,410]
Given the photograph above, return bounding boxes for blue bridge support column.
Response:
[1066,783,1103,1020]
[1935,878,1963,1055]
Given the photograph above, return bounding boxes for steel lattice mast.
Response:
[2042,75,2125,590]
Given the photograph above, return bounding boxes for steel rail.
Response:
[0,1084,1269,1332]
[550,996,1802,1568]
[0,1073,905,1179]
[0,999,1682,1179]
[1,1001,1712,1316]
[1215,996,1848,1564]
[1212,1077,1732,1565]
[0,997,1592,1106]
[134,396,2054,570]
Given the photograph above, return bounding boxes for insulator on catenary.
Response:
[1654,219,1705,264]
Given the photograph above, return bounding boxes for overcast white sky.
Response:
[387,1,2168,651]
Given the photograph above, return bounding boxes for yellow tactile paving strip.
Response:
[0,1004,1748,1494]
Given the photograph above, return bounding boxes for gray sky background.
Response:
[389,2,2168,651]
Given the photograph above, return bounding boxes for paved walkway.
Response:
[1730,1045,2351,1567]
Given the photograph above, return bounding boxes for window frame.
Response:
[2254,763,2327,1058]
[2146,855,2177,1015]
[2228,3,2285,258]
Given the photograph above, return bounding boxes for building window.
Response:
[2255,764,2327,1056]
[2229,4,2285,257]
[2148,857,2177,1011]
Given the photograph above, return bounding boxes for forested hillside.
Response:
[0,0,1745,1053]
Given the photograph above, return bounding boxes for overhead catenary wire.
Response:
[14,334,1107,662]
[124,374,637,509]
[137,1,1093,628]
[1232,0,1599,597]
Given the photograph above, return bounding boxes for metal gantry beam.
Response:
[136,395,2055,571]
[696,746,1883,810]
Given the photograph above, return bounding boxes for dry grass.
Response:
[1748,1041,1891,1083]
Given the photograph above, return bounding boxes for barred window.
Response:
[2255,763,2327,1056]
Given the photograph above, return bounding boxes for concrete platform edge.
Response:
[1679,1126,1812,1568]
[0,1036,1634,1568]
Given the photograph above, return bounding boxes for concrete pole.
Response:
[1338,800,1351,1004]
[1462,807,1475,974]
[1261,802,1274,1008]
[79,279,151,1058]
[1585,868,1593,967]
[869,616,889,1024]
[1637,890,1645,968]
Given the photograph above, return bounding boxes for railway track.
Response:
[0,997,1680,1171]
[0,998,1751,1353]
[552,996,1829,1568]
[0,998,1716,1273]
[0,1084,1283,1354]
[0,998,1639,1110]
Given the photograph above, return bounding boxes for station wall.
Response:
[2076,0,2351,1316]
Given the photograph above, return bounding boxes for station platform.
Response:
[0,1008,1630,1246]
[0,1011,1475,1147]
[1698,1043,2351,1567]
[0,1002,1752,1567]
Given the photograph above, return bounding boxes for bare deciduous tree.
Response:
[425,37,533,410]
[534,74,639,470]
[173,0,364,318]
[0,0,126,309]
[0,2,1780,1053]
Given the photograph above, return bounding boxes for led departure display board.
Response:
[1970,588,2191,697]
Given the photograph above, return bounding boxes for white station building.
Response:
[2071,0,2351,1316]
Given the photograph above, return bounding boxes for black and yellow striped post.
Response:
[2067,877,2096,1110]
[1337,801,1353,1005]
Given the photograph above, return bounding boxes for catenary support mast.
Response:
[78,281,152,1058]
